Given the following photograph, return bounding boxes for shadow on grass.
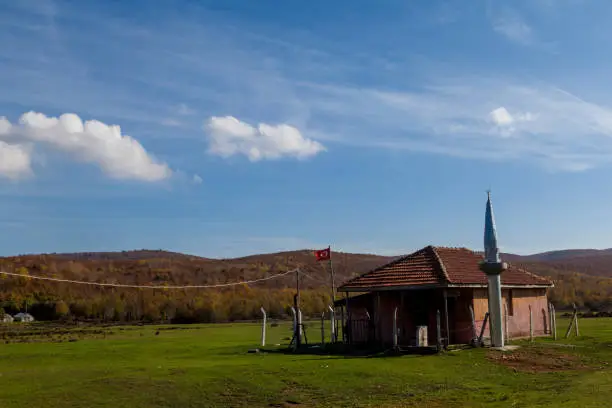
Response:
[258,343,440,359]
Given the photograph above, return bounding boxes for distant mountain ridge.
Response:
[6,246,612,282]
[45,249,210,262]
[20,247,611,261]
[504,248,612,263]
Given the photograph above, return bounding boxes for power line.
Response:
[300,271,329,284]
[0,268,298,289]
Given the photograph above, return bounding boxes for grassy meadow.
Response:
[0,317,611,407]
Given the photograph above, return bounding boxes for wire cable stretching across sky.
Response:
[0,268,299,289]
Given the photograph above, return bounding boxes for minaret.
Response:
[480,191,507,348]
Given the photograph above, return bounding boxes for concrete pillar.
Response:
[487,273,504,347]
[328,305,335,343]
[260,307,267,347]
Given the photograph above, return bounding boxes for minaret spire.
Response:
[484,190,501,263]
[479,190,508,348]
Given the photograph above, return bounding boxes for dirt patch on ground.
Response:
[487,346,590,373]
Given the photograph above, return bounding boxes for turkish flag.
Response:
[314,247,331,261]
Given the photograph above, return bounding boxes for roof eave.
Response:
[339,283,446,292]
[339,282,553,292]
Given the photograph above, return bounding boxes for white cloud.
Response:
[0,141,32,180]
[488,106,537,137]
[0,117,11,135]
[192,174,203,184]
[0,112,172,182]
[205,116,325,161]
[489,107,514,126]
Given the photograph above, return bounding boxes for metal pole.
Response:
[321,312,325,345]
[298,309,303,343]
[260,307,267,347]
[296,268,301,315]
[329,247,336,305]
[328,305,335,343]
[290,306,298,349]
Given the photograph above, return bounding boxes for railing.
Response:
[346,318,376,345]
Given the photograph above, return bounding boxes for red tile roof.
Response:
[338,246,553,291]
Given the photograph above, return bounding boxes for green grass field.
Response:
[0,317,611,407]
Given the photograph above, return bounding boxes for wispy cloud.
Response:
[176,103,195,116]
[486,4,557,51]
[160,118,183,128]
[491,10,534,45]
[295,78,612,171]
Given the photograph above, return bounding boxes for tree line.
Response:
[1,254,611,323]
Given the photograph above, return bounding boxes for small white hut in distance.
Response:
[13,313,35,322]
[1,314,13,323]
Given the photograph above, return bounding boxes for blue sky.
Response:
[1,0,612,257]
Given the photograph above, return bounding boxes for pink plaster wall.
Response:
[473,288,549,339]
[346,286,550,346]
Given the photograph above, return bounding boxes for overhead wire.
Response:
[300,271,330,284]
[0,268,299,289]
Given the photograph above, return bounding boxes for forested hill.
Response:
[0,250,395,323]
[0,249,395,290]
[1,247,611,322]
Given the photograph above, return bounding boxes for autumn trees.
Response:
[1,250,611,323]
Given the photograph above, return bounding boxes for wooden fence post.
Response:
[469,305,477,346]
[478,312,490,346]
[504,302,509,342]
[529,305,533,342]
[260,307,267,347]
[574,310,580,337]
[565,308,577,339]
[548,303,553,337]
[551,304,557,340]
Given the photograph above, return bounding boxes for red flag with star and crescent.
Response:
[314,247,331,261]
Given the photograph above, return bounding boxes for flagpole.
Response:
[329,245,336,305]
[328,246,337,342]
